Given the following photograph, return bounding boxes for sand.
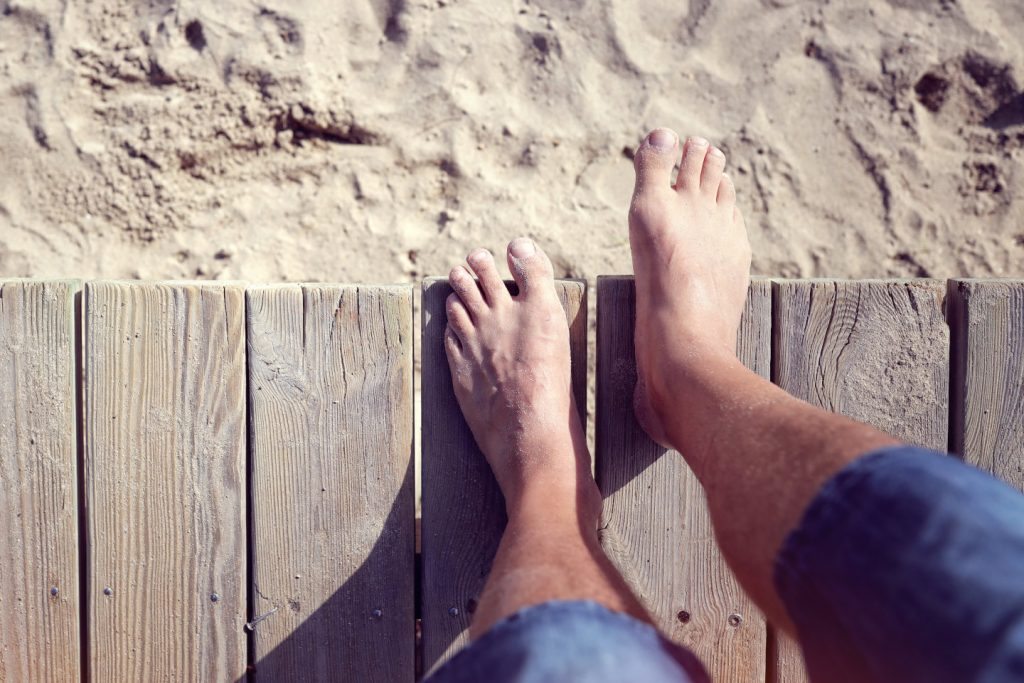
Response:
[2,0,1022,285]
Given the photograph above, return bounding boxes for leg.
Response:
[627,128,899,628]
[629,128,1024,683]
[444,241,648,637]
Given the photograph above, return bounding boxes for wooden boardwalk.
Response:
[1,276,1021,682]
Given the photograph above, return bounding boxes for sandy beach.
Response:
[2,0,1021,285]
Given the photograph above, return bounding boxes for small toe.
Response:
[700,146,726,193]
[448,266,486,316]
[506,237,555,299]
[444,324,464,357]
[717,172,736,206]
[466,249,509,305]
[676,136,710,191]
[446,292,474,337]
[632,128,679,196]
[444,326,472,389]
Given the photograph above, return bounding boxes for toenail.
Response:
[689,137,709,148]
[646,128,676,151]
[710,146,725,158]
[509,238,536,258]
[468,248,490,264]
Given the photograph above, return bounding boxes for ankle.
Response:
[644,341,740,412]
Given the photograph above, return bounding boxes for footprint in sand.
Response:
[611,0,710,74]
[0,5,54,71]
[256,8,304,57]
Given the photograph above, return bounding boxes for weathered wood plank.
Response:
[771,279,949,448]
[247,285,415,681]
[420,277,587,671]
[83,282,246,681]
[0,280,81,682]
[595,277,770,683]
[949,279,1024,492]
[769,279,949,683]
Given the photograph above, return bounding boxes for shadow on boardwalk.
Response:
[241,457,416,682]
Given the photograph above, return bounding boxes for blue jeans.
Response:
[426,446,1024,682]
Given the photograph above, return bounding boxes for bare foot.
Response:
[628,128,752,445]
[444,239,599,519]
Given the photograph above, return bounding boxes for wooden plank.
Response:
[420,277,587,671]
[949,279,1024,492]
[595,277,770,682]
[0,280,81,682]
[771,279,949,448]
[83,282,246,681]
[247,285,415,681]
[769,279,949,683]
[768,630,808,683]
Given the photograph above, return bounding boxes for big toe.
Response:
[506,237,555,299]
[632,128,679,195]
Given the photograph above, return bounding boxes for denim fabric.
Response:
[425,600,708,683]
[775,446,1024,683]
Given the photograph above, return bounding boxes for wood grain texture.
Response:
[769,630,809,683]
[772,279,949,448]
[247,285,415,681]
[769,279,949,683]
[0,280,80,682]
[595,277,770,682]
[420,277,587,672]
[949,279,1024,492]
[83,282,246,681]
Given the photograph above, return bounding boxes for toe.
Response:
[717,172,736,206]
[444,326,472,390]
[676,136,710,191]
[700,146,726,193]
[444,324,464,358]
[446,293,474,338]
[632,128,679,196]
[506,237,555,299]
[466,249,510,305]
[448,265,486,316]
